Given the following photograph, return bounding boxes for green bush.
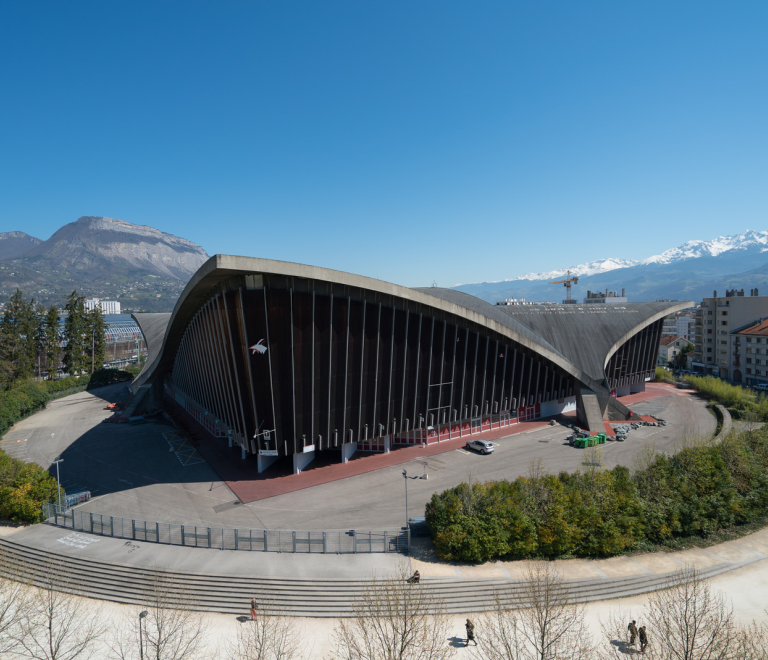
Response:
[0,449,59,523]
[683,375,756,411]
[426,426,768,563]
[655,367,676,383]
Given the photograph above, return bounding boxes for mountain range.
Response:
[4,218,768,313]
[0,216,209,312]
[455,230,768,305]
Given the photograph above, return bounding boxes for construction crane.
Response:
[549,270,579,303]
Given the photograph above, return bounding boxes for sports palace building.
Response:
[132,255,690,475]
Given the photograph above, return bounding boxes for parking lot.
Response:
[2,383,716,532]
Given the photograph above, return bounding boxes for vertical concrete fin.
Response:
[576,387,605,433]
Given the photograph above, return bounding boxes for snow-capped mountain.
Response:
[511,258,638,282]
[640,230,768,265]
[454,229,768,304]
[497,230,768,283]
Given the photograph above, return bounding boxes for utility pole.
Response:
[52,454,64,508]
[91,328,95,373]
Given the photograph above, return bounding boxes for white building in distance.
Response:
[84,297,121,315]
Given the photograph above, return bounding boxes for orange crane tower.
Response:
[549,270,579,303]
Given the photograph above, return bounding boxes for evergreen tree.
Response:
[34,303,46,377]
[63,291,86,376]
[85,305,107,373]
[43,305,61,375]
[0,289,37,384]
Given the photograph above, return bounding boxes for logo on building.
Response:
[250,339,268,355]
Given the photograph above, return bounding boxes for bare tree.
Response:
[581,446,603,471]
[0,550,33,655]
[598,569,765,660]
[327,560,455,660]
[598,608,658,659]
[473,562,593,660]
[110,574,208,660]
[733,619,768,660]
[228,601,309,660]
[15,563,105,660]
[737,409,762,437]
[645,568,738,660]
[632,442,659,474]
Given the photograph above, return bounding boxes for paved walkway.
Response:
[1,518,767,618]
[410,527,768,583]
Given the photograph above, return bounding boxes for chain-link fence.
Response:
[42,504,409,554]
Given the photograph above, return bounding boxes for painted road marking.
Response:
[163,431,205,466]
[57,533,101,549]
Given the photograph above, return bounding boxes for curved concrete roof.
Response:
[132,254,692,395]
[131,313,171,382]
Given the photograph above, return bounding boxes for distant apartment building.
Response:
[583,288,628,304]
[662,312,693,341]
[692,288,768,380]
[84,297,121,315]
[732,319,768,386]
[657,335,693,367]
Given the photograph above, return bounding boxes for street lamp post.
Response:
[52,457,64,508]
[402,469,419,529]
[139,610,148,659]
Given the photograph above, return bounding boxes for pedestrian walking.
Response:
[628,620,638,646]
[465,619,476,647]
[639,625,648,654]
[250,598,258,620]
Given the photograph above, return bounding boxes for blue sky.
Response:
[1,2,767,287]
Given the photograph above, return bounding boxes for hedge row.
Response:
[683,375,768,420]
[425,428,768,563]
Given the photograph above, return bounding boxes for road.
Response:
[3,385,715,531]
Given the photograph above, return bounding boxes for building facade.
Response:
[657,335,693,367]
[731,319,768,385]
[84,298,121,315]
[131,256,690,476]
[692,289,768,379]
[662,313,693,341]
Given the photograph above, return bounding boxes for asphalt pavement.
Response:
[2,384,715,532]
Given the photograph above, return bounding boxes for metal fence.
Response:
[42,504,409,554]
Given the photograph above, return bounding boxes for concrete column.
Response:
[293,448,315,474]
[341,442,357,464]
[384,434,390,454]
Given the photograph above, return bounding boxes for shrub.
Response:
[683,375,756,411]
[0,449,59,523]
[426,425,768,563]
[655,367,676,383]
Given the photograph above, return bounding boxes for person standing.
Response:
[639,625,648,653]
[250,598,258,620]
[628,620,638,646]
[465,619,476,646]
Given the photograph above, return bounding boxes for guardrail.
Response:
[42,504,409,554]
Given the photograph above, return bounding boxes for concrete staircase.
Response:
[0,537,756,618]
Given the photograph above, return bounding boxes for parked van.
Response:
[752,383,768,392]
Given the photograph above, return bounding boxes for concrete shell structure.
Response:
[132,255,691,474]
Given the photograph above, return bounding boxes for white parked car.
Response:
[465,439,494,454]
